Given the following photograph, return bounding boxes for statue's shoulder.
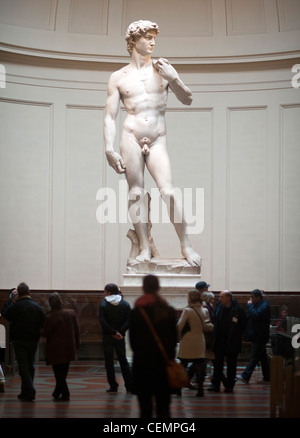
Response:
[113,63,131,75]
[109,64,131,83]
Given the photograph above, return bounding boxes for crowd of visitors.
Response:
[1,277,273,418]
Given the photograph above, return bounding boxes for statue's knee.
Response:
[128,187,146,201]
[160,187,175,202]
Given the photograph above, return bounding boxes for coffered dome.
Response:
[0,0,299,63]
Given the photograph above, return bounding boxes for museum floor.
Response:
[0,361,271,420]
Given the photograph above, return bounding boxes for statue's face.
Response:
[133,31,157,56]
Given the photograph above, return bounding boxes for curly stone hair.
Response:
[125,20,159,54]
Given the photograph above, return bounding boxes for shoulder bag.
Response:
[139,307,189,389]
[191,307,213,349]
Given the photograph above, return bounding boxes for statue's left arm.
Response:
[154,58,193,106]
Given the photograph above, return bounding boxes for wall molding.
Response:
[1,50,298,94]
[1,42,300,65]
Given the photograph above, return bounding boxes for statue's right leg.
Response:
[121,134,151,262]
[128,185,151,262]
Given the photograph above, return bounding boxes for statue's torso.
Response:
[117,63,168,143]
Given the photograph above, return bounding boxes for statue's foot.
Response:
[136,248,151,263]
[182,246,201,267]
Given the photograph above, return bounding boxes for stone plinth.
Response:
[123,257,201,287]
[122,257,201,309]
[121,285,198,310]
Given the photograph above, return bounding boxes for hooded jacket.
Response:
[99,294,131,336]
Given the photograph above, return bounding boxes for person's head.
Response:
[219,290,232,307]
[17,282,30,298]
[250,289,263,305]
[201,291,215,305]
[280,305,288,318]
[125,20,159,55]
[188,289,202,305]
[143,274,160,294]
[195,281,210,292]
[9,287,17,299]
[104,283,120,296]
[48,292,63,310]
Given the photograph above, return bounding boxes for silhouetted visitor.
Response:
[129,274,177,418]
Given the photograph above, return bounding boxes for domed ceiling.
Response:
[0,0,299,63]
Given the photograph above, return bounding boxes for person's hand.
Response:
[112,331,123,340]
[105,151,126,174]
[154,58,179,82]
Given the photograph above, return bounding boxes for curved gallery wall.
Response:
[0,0,300,292]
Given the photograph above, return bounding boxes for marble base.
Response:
[124,256,201,287]
[126,256,200,272]
[123,273,201,287]
[121,285,199,309]
[122,257,201,309]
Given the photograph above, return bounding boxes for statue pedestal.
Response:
[121,257,201,309]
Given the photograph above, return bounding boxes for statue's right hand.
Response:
[105,151,126,174]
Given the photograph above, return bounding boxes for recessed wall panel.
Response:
[69,0,108,35]
[0,99,51,288]
[225,0,266,35]
[281,105,300,290]
[122,0,213,37]
[228,107,267,290]
[64,106,104,290]
[277,0,300,32]
[0,0,57,30]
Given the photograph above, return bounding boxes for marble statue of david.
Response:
[104,20,201,267]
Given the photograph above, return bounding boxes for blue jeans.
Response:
[13,340,38,398]
[102,335,132,390]
[242,342,270,382]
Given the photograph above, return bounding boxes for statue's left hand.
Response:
[154,58,178,82]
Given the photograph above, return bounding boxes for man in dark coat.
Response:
[236,289,270,384]
[99,283,132,393]
[2,282,45,401]
[209,290,246,393]
[129,274,178,418]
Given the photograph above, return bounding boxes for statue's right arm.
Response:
[104,73,126,174]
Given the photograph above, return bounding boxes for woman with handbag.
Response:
[177,289,214,397]
[129,275,178,418]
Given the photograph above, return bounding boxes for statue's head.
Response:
[125,20,159,54]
